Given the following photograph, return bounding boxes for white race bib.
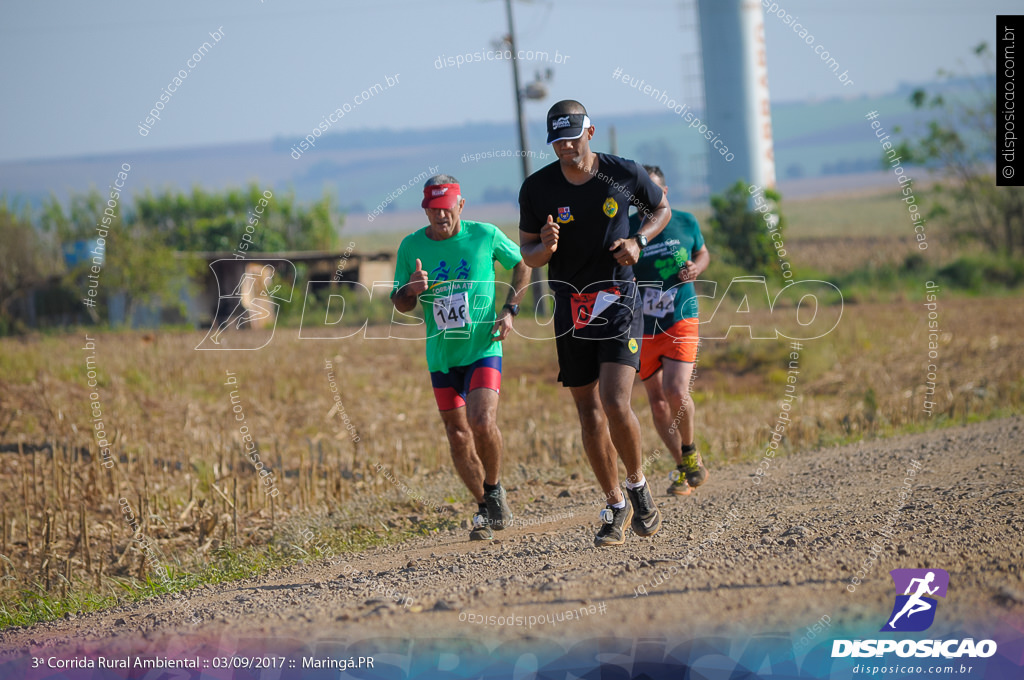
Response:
[642,287,674,318]
[433,292,469,330]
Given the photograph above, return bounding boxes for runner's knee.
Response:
[664,383,691,407]
[573,401,606,430]
[648,392,670,411]
[444,420,472,447]
[467,408,496,438]
[599,393,633,423]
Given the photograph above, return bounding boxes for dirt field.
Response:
[2,415,1021,665]
[1,293,1022,631]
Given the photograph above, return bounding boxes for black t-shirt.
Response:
[519,153,663,296]
[519,154,663,337]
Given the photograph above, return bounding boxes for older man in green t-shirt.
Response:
[391,174,530,540]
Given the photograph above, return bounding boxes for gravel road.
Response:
[2,416,1022,661]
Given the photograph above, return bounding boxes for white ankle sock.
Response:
[624,475,647,490]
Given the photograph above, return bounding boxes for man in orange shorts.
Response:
[629,165,711,496]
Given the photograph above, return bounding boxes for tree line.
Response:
[0,186,341,333]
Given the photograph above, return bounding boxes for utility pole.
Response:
[505,0,531,182]
[503,0,549,313]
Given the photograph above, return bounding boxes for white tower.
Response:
[697,0,776,195]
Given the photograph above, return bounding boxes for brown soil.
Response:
[2,417,1021,659]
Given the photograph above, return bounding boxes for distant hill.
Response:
[0,76,978,223]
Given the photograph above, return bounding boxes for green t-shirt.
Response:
[629,209,706,336]
[392,220,522,373]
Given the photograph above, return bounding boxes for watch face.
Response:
[636,234,648,248]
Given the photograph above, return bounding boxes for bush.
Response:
[937,256,1024,291]
[708,179,788,278]
[937,258,983,291]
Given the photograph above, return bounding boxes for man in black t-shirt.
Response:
[519,100,671,547]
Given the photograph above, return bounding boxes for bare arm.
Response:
[506,260,531,307]
[492,260,531,341]
[641,190,671,243]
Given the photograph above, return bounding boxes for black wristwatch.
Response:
[502,303,520,317]
[633,232,649,250]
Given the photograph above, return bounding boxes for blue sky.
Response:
[0,0,1012,163]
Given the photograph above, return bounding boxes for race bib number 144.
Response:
[642,287,674,318]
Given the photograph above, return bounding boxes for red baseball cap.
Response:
[421,183,461,210]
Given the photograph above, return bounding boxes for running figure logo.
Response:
[430,259,471,283]
[881,568,949,632]
[196,259,295,350]
[430,260,451,281]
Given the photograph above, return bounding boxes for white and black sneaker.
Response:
[594,499,633,547]
[469,504,494,541]
[483,483,513,530]
[626,483,661,537]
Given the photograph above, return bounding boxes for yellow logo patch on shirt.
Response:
[603,198,618,218]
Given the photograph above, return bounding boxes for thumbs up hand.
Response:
[407,258,429,296]
[540,214,560,253]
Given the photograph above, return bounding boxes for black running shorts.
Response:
[554,312,643,387]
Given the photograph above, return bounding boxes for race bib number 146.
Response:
[434,292,469,330]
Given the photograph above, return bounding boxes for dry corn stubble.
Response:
[0,296,1021,627]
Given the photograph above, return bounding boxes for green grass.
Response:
[785,191,909,239]
[823,252,1024,303]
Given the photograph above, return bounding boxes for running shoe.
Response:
[594,499,633,547]
[483,483,513,530]
[469,504,494,541]
[626,482,661,537]
[667,466,693,496]
[680,450,709,488]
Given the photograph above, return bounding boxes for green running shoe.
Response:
[680,450,709,488]
[667,466,693,496]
